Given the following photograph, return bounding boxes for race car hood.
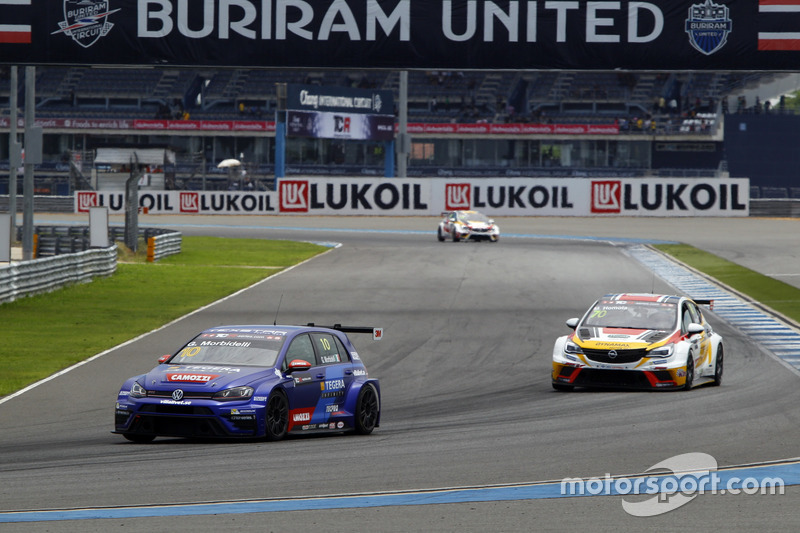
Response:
[462,220,492,229]
[144,364,275,391]
[573,327,673,349]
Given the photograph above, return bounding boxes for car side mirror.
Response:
[286,359,312,373]
[687,323,705,336]
[566,318,579,329]
[158,354,171,364]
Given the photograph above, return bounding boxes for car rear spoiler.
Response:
[693,299,714,310]
[307,323,383,341]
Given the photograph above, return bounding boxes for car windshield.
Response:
[459,212,489,223]
[583,300,677,330]
[169,332,287,367]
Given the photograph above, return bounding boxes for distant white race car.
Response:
[552,293,724,391]
[437,210,500,242]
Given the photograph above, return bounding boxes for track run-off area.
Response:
[1,215,799,531]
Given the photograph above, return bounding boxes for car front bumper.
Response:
[114,399,263,438]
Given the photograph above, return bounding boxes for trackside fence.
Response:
[0,245,117,304]
[20,226,182,261]
[146,232,182,262]
[1,228,182,304]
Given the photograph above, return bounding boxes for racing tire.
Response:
[683,355,695,391]
[265,391,289,441]
[712,345,724,387]
[354,383,380,435]
[123,433,155,443]
[437,227,445,242]
[452,231,460,243]
[552,383,574,392]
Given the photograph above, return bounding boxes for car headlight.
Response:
[130,381,147,398]
[648,344,674,357]
[565,341,584,355]
[213,386,254,401]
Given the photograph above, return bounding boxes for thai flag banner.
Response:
[0,0,31,44]
[759,0,800,50]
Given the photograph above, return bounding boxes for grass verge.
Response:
[1,239,795,398]
[653,243,800,322]
[0,236,327,397]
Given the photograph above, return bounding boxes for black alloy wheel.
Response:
[712,346,724,386]
[683,355,695,391]
[265,391,289,441]
[354,384,379,435]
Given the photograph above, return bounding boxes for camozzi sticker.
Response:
[52,0,119,48]
[167,373,220,383]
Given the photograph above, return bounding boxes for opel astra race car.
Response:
[114,324,382,442]
[552,293,723,391]
[437,210,500,242]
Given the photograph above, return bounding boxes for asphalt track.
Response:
[1,215,799,532]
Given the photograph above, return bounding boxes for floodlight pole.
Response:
[21,66,35,261]
[397,71,409,178]
[8,66,18,243]
[125,153,140,252]
[275,83,286,179]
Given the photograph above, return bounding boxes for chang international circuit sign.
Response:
[1,1,800,70]
[285,84,395,142]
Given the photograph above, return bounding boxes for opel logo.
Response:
[172,389,184,401]
[608,350,618,359]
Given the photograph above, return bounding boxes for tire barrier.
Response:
[2,228,182,304]
[147,232,182,262]
[0,245,117,304]
[15,226,181,261]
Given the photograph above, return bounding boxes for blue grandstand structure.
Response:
[0,67,797,198]
[17,67,758,123]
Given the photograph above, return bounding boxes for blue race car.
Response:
[114,324,382,442]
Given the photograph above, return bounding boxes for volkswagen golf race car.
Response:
[437,210,499,242]
[552,293,723,391]
[114,324,382,442]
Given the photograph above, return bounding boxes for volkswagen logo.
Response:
[172,389,184,401]
[608,350,618,359]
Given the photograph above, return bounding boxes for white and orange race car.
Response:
[437,210,500,242]
[552,293,724,391]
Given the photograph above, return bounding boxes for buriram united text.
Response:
[138,0,665,43]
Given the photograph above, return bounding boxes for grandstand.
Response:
[0,66,797,197]
[9,67,766,124]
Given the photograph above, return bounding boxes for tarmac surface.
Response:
[18,213,800,288]
[1,213,799,531]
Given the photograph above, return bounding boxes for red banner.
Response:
[0,117,618,135]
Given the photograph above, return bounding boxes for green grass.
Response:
[0,237,327,397]
[654,244,800,321]
[1,238,795,398]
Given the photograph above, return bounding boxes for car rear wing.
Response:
[306,323,383,341]
[693,299,714,310]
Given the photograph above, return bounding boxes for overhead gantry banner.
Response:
[1,1,799,70]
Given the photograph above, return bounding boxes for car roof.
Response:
[200,325,331,336]
[600,293,683,304]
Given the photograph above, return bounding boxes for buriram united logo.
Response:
[685,0,733,56]
[52,0,119,48]
[47,1,734,55]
